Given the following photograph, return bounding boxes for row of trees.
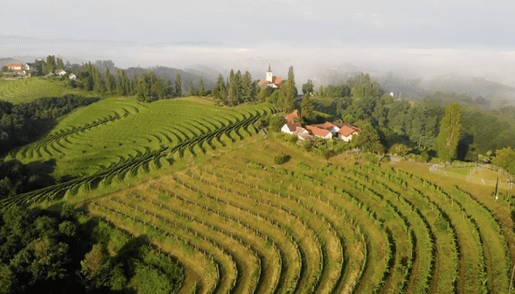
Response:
[213,70,259,106]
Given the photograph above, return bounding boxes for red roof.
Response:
[314,122,336,130]
[306,125,331,137]
[272,76,282,87]
[285,122,301,132]
[338,124,359,137]
[285,110,301,122]
[7,63,22,67]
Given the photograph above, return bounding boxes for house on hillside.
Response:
[23,64,30,70]
[55,69,67,76]
[69,73,77,80]
[306,125,333,140]
[7,63,22,71]
[313,121,341,135]
[338,123,359,142]
[13,69,25,75]
[258,64,282,88]
[285,110,301,122]
[281,122,302,134]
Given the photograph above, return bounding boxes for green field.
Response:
[2,94,515,294]
[0,77,98,104]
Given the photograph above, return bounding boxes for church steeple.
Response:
[266,62,273,82]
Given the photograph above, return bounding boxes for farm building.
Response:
[285,110,301,122]
[281,122,302,134]
[55,69,67,76]
[312,121,340,135]
[338,123,359,142]
[7,63,22,71]
[306,125,333,140]
[258,64,282,88]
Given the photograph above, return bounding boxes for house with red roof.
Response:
[285,110,301,122]
[306,125,333,140]
[55,69,67,76]
[312,121,341,135]
[7,63,22,71]
[258,64,282,88]
[338,123,359,142]
[281,122,302,134]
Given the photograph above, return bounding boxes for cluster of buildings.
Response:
[258,65,282,88]
[5,63,30,75]
[281,110,359,142]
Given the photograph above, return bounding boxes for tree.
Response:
[242,71,253,103]
[81,243,111,287]
[1,66,7,72]
[199,77,204,96]
[175,72,181,97]
[56,58,64,70]
[355,122,384,153]
[213,74,226,105]
[227,69,238,106]
[302,79,314,95]
[437,103,461,162]
[492,147,515,175]
[301,92,314,120]
[269,115,287,132]
[187,81,194,96]
[104,68,113,93]
[351,73,382,99]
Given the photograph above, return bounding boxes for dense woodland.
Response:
[0,205,183,294]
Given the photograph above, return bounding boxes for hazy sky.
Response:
[1,0,515,86]
[1,0,514,47]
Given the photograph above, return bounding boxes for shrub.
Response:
[301,140,313,152]
[274,153,291,164]
[287,134,299,144]
[269,115,287,132]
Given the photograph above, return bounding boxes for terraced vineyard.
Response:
[1,98,274,208]
[76,135,515,294]
[3,95,515,293]
[0,77,94,103]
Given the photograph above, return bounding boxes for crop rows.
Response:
[0,105,274,209]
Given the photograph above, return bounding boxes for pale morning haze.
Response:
[2,0,515,88]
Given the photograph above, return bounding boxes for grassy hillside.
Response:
[0,77,98,104]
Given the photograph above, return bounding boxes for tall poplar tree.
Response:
[235,70,243,104]
[175,72,182,97]
[187,81,194,96]
[104,68,113,93]
[242,71,253,103]
[437,103,462,162]
[199,77,204,96]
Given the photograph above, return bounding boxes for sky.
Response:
[1,0,515,85]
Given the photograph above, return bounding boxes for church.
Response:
[257,64,282,88]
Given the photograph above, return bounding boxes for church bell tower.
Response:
[266,63,273,82]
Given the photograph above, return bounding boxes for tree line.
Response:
[212,70,259,106]
[302,72,515,165]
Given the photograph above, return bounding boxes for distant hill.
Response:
[378,73,515,101]
[0,57,23,68]
[124,66,217,93]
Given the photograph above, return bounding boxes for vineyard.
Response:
[0,77,95,103]
[2,94,515,293]
[80,135,515,294]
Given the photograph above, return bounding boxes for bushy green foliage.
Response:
[492,147,515,175]
[274,153,291,164]
[269,115,287,132]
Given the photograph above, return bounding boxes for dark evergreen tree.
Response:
[301,92,314,120]
[437,103,462,162]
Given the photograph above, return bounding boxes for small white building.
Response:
[55,69,67,76]
[281,122,302,134]
[338,124,359,142]
[69,73,77,80]
[306,125,333,140]
[295,127,313,141]
[23,64,30,70]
